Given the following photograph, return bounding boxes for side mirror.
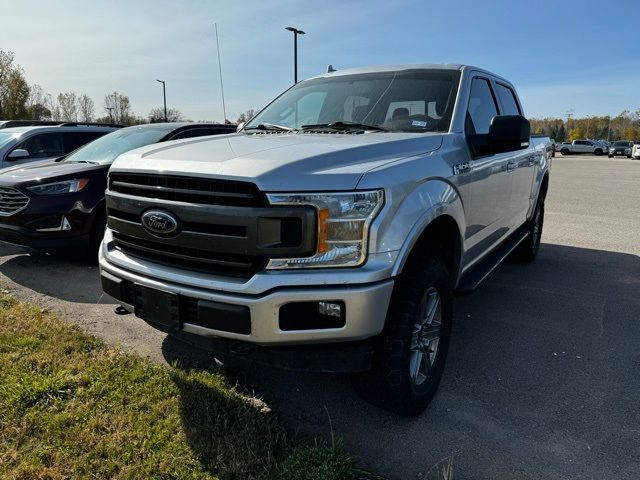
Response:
[236,122,245,132]
[487,115,530,153]
[7,148,30,160]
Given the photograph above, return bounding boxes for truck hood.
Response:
[111,132,444,191]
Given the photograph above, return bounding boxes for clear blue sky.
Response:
[2,0,639,121]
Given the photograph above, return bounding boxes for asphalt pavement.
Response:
[0,155,638,479]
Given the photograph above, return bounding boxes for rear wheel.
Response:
[594,148,603,156]
[561,148,569,155]
[514,199,544,262]
[352,255,453,416]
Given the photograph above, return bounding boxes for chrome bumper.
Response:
[99,244,394,346]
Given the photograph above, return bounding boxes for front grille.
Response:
[0,187,29,216]
[106,174,313,279]
[109,173,265,207]
[112,232,264,278]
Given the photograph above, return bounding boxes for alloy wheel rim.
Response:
[409,287,442,386]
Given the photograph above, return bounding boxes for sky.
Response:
[2,0,639,122]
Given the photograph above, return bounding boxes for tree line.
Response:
[528,111,639,143]
[0,48,187,125]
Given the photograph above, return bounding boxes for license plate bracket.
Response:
[133,284,180,330]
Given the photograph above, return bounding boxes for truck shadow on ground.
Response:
[0,243,112,304]
[162,243,640,480]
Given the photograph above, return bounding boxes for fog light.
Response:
[61,216,71,231]
[279,301,346,331]
[319,301,342,318]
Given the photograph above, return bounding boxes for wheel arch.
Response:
[391,211,464,286]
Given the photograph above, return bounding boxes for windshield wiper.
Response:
[69,160,99,164]
[301,121,388,132]
[245,123,296,132]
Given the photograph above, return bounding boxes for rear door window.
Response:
[495,83,521,115]
[15,133,64,159]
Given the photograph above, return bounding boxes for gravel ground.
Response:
[1,155,638,479]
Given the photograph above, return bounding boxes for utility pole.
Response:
[565,109,574,141]
[285,27,305,84]
[156,80,167,122]
[214,23,227,123]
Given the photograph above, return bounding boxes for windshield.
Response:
[63,126,171,164]
[246,69,461,133]
[0,132,17,149]
[613,141,629,147]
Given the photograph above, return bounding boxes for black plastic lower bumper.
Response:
[0,223,89,249]
[101,270,375,373]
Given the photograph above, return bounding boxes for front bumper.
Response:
[0,217,91,248]
[99,244,395,347]
[0,192,96,249]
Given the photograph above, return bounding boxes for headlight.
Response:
[266,190,384,269]
[27,179,89,195]
[625,148,631,154]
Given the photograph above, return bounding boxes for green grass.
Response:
[0,295,359,480]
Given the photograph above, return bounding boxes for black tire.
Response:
[89,211,107,253]
[513,200,544,263]
[352,255,453,416]
[608,155,613,158]
[627,155,632,159]
[560,149,569,155]
[594,149,602,156]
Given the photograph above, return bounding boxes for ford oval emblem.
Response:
[141,210,180,236]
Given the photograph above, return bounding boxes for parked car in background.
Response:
[100,64,550,416]
[0,122,235,253]
[0,123,121,169]
[608,140,632,158]
[559,139,605,155]
[631,143,640,160]
[0,120,67,129]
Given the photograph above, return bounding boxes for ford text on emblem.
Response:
[141,210,179,236]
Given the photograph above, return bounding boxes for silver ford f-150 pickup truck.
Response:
[100,64,551,415]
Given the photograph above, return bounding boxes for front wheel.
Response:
[352,255,453,416]
[561,149,569,155]
[89,211,107,254]
[594,149,603,156]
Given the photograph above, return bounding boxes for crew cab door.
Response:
[493,82,536,227]
[458,76,514,261]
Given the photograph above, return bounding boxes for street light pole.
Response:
[156,79,167,122]
[285,27,305,83]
